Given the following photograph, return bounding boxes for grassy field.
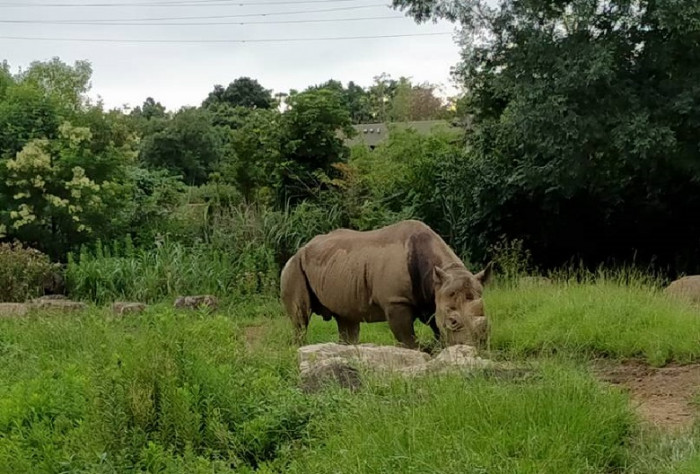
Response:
[1,278,700,473]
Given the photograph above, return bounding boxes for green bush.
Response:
[0,242,59,302]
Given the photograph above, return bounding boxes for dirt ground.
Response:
[594,360,700,430]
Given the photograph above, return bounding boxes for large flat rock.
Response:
[298,343,501,391]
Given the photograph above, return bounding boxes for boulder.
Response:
[300,359,363,394]
[665,276,700,304]
[112,302,147,316]
[298,343,500,389]
[0,303,29,317]
[30,298,87,313]
[174,295,218,311]
[299,343,431,375]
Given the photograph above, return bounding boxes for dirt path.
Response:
[594,360,700,430]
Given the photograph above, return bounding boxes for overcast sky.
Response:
[0,0,462,111]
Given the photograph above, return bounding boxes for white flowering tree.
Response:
[1,121,137,257]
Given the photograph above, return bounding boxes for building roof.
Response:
[345,120,460,147]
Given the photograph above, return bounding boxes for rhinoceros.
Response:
[280,220,492,350]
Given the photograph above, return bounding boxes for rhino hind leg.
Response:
[336,317,360,345]
[280,254,312,344]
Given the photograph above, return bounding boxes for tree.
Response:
[369,73,399,122]
[130,97,167,121]
[17,57,92,113]
[0,58,94,159]
[217,108,283,202]
[277,89,354,203]
[389,77,412,122]
[305,79,372,123]
[139,107,223,185]
[203,77,273,109]
[392,0,700,274]
[0,121,136,258]
[409,82,444,120]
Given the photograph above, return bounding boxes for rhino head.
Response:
[433,262,492,348]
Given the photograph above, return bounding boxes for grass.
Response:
[0,276,699,472]
[487,277,700,365]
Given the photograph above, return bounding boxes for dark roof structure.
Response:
[344,120,461,148]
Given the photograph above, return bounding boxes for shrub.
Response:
[0,242,60,302]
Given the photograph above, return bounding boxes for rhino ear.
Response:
[433,266,449,286]
[475,261,493,285]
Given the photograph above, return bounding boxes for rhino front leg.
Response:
[336,317,360,345]
[385,304,418,350]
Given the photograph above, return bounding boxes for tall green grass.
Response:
[288,364,635,474]
[64,202,350,304]
[2,290,700,472]
[65,237,278,304]
[487,276,700,365]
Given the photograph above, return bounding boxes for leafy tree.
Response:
[217,107,283,202]
[306,79,372,124]
[393,0,700,274]
[0,121,136,258]
[389,77,412,122]
[409,82,444,120]
[369,73,399,122]
[17,57,92,113]
[203,77,273,109]
[277,89,354,203]
[130,97,167,121]
[0,80,61,158]
[139,107,223,185]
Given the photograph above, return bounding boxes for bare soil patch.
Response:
[594,360,700,430]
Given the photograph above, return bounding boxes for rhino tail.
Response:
[280,252,312,345]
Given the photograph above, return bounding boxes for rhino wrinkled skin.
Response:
[281,220,492,350]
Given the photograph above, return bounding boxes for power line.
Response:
[0,0,373,6]
[0,15,406,26]
[3,4,392,22]
[0,31,452,44]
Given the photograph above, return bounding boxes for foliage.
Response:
[0,120,137,258]
[216,107,283,202]
[277,89,354,204]
[345,124,462,238]
[0,242,59,302]
[139,107,224,185]
[306,79,373,124]
[392,0,700,274]
[130,97,168,121]
[203,77,273,110]
[65,237,277,304]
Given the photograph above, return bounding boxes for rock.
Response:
[174,295,218,311]
[300,359,363,393]
[665,276,700,304]
[30,299,87,313]
[33,294,68,301]
[298,343,501,385]
[299,343,431,375]
[406,344,495,375]
[0,303,29,317]
[112,302,147,316]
